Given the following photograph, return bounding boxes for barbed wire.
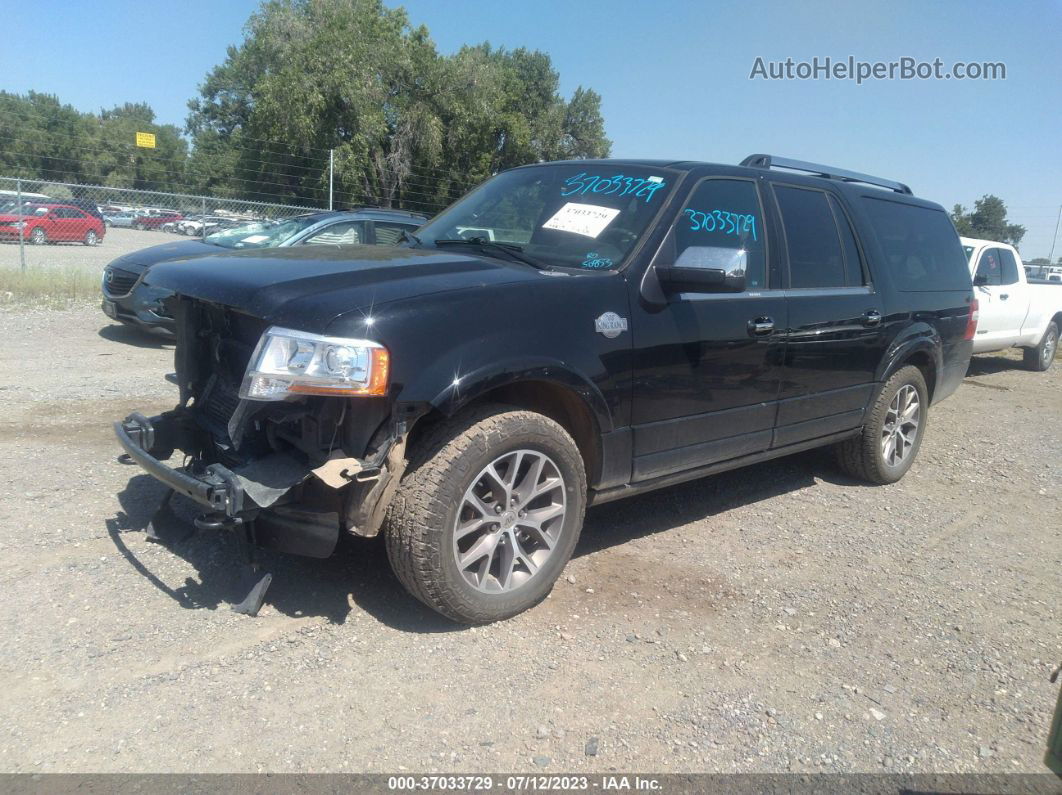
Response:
[0,107,503,182]
[0,136,478,199]
[0,151,468,208]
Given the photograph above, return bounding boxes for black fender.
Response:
[875,322,943,399]
[425,356,614,435]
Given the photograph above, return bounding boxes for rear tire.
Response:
[29,227,46,245]
[835,365,928,485]
[1023,321,1058,372]
[385,405,586,624]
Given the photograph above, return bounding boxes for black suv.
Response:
[114,155,975,623]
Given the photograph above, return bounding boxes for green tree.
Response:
[951,195,1026,247]
[186,0,611,212]
[0,92,187,192]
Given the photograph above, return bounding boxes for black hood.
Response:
[107,238,219,273]
[143,245,540,332]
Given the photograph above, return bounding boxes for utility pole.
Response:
[328,149,334,211]
[1049,204,1062,264]
[16,177,25,271]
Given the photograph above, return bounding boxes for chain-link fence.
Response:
[0,175,326,270]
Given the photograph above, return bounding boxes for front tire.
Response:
[84,229,98,246]
[1023,321,1058,372]
[385,405,586,624]
[835,365,928,485]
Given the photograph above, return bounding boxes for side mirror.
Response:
[657,246,747,294]
[973,273,989,287]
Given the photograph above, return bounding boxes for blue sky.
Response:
[2,0,1060,258]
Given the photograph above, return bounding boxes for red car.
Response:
[133,211,183,230]
[0,203,105,246]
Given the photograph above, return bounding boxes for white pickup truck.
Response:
[962,237,1062,371]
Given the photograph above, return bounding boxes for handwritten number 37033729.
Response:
[561,173,666,203]
[683,209,757,241]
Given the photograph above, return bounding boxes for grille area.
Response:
[103,267,140,296]
[201,375,242,434]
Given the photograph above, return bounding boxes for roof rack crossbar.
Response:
[740,154,912,195]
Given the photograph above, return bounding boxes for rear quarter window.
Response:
[860,197,970,292]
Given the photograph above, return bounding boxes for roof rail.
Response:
[740,154,912,195]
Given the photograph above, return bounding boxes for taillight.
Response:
[963,298,979,340]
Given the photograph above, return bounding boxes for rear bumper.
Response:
[114,413,245,516]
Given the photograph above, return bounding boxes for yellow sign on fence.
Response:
[135,131,157,149]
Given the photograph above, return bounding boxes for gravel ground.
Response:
[0,305,1059,774]
[0,228,176,272]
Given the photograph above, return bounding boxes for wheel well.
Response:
[903,350,936,403]
[407,380,602,486]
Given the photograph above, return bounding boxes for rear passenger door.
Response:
[53,208,83,241]
[770,184,887,447]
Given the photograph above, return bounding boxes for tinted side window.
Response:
[861,198,970,291]
[997,248,1020,285]
[374,221,417,246]
[774,186,846,289]
[828,195,866,286]
[670,178,766,289]
[975,248,1003,285]
[302,221,365,246]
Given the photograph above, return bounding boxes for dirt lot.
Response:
[0,305,1058,774]
[0,227,176,273]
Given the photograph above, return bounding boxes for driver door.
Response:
[628,176,787,482]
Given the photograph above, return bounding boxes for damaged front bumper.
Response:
[113,407,406,561]
[115,413,247,516]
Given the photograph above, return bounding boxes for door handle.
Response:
[999,293,1009,300]
[862,309,882,327]
[747,317,775,336]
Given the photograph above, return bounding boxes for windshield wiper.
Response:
[432,237,550,270]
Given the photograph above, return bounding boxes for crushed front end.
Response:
[114,297,407,611]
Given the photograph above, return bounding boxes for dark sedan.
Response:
[101,208,427,335]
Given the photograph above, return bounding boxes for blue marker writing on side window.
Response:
[582,252,613,269]
[683,208,757,241]
[562,173,666,203]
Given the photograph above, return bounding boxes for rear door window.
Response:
[860,197,970,291]
[975,248,1003,285]
[829,195,866,286]
[302,221,366,246]
[997,248,1020,285]
[373,221,417,246]
[773,185,846,289]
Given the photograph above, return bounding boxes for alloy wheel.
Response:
[1043,330,1058,367]
[881,384,920,467]
[452,449,566,594]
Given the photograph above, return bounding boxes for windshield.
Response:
[416,164,675,269]
[204,215,322,249]
[962,245,974,261]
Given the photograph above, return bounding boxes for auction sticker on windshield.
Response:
[542,202,620,238]
[241,234,269,244]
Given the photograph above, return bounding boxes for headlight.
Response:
[239,326,389,401]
